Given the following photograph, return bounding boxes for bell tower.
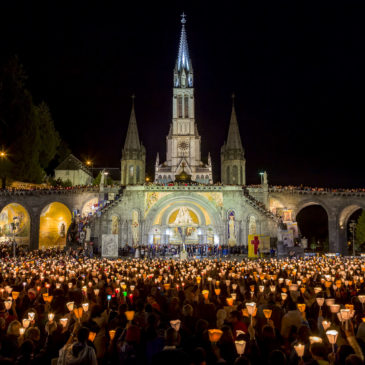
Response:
[155,14,212,184]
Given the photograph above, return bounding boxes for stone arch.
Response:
[0,203,31,247]
[294,199,331,220]
[144,193,224,245]
[339,204,365,229]
[39,202,72,249]
[81,197,99,217]
[295,200,329,250]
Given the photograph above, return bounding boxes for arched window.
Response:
[128,165,134,184]
[123,165,127,184]
[184,95,189,118]
[136,166,140,182]
[178,96,183,118]
[226,166,230,184]
[240,166,243,185]
[232,166,238,184]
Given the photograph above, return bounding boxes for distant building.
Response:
[54,154,93,186]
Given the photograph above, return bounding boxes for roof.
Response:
[55,154,92,176]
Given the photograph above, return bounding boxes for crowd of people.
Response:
[0,250,365,364]
[270,186,365,194]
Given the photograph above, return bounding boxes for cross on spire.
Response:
[181,12,186,24]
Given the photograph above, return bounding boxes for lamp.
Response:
[73,307,83,320]
[314,287,322,294]
[309,336,323,344]
[263,309,272,322]
[48,313,55,322]
[326,329,338,353]
[28,312,35,321]
[202,290,209,300]
[60,318,68,328]
[109,330,116,340]
[66,301,74,312]
[12,291,19,300]
[208,329,223,344]
[88,331,96,342]
[294,343,305,360]
[125,311,135,321]
[316,297,325,307]
[22,318,30,328]
[226,297,234,306]
[235,340,246,356]
[322,320,331,331]
[82,303,89,312]
[330,304,340,314]
[4,300,12,311]
[170,319,181,331]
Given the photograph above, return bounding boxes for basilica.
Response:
[95,16,283,255]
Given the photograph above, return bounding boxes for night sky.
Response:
[1,1,364,187]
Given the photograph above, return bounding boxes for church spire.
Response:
[123,95,141,151]
[174,13,193,88]
[220,94,246,185]
[226,94,244,151]
[121,95,146,185]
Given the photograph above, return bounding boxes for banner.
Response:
[102,234,118,257]
[286,222,299,238]
[248,234,270,258]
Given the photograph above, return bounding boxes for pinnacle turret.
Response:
[123,95,141,151]
[226,95,244,152]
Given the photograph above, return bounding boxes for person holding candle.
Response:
[58,326,97,365]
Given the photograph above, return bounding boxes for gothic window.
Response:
[227,166,230,184]
[232,165,238,184]
[136,166,140,182]
[124,165,127,184]
[184,95,189,118]
[129,165,134,177]
[178,96,183,118]
[240,166,243,185]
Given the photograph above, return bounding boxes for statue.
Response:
[248,216,257,235]
[228,211,237,247]
[263,171,268,185]
[111,216,119,234]
[131,210,139,247]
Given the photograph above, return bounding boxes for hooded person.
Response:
[57,327,97,365]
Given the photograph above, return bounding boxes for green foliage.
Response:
[356,210,365,249]
[36,102,60,169]
[93,172,113,186]
[49,177,72,188]
[0,56,62,183]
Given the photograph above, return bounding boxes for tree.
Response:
[356,210,365,249]
[0,56,62,183]
[36,102,60,169]
[93,172,113,186]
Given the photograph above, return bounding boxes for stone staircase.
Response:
[89,187,125,221]
[242,187,281,224]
